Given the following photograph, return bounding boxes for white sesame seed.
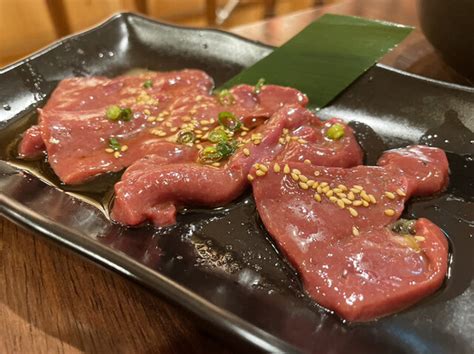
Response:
[247,174,254,181]
[256,169,266,177]
[291,173,299,181]
[314,171,320,177]
[304,159,311,165]
[337,200,345,209]
[113,151,121,158]
[361,191,370,202]
[414,236,426,242]
[243,148,250,156]
[368,194,377,204]
[299,182,309,190]
[352,226,360,236]
[284,164,290,174]
[384,209,395,216]
[314,193,322,202]
[329,196,338,203]
[348,207,358,217]
[342,198,352,205]
[292,169,301,175]
[353,200,363,207]
[384,191,396,200]
[105,148,114,153]
[299,175,308,183]
[259,164,268,173]
[326,190,334,197]
[396,188,406,197]
[273,163,281,173]
[120,145,128,152]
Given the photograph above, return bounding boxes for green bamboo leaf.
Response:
[222,14,413,108]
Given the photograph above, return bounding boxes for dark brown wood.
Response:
[2,1,470,353]
[134,0,148,14]
[0,218,231,353]
[206,0,218,26]
[45,0,72,37]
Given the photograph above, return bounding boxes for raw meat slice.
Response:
[250,147,449,321]
[18,125,45,158]
[19,69,307,184]
[377,145,449,196]
[111,105,363,226]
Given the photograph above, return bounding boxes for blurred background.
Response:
[0,0,339,68]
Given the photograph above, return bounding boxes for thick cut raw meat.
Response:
[19,70,307,184]
[111,105,363,226]
[250,146,449,321]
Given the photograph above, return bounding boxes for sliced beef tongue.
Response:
[111,105,363,226]
[19,69,308,184]
[250,146,449,321]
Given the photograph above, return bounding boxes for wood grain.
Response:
[1,0,472,353]
[0,219,231,353]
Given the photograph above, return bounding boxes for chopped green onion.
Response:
[391,219,416,235]
[120,108,133,121]
[216,141,237,158]
[326,123,345,140]
[254,78,266,94]
[143,79,153,89]
[218,111,241,131]
[108,137,122,151]
[216,89,235,105]
[106,105,122,121]
[176,130,195,144]
[106,106,133,122]
[208,127,228,143]
[199,146,223,164]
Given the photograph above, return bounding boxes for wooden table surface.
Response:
[1,1,470,353]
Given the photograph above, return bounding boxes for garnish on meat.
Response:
[18,69,307,184]
[111,105,363,226]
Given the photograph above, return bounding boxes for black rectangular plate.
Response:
[0,13,473,354]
